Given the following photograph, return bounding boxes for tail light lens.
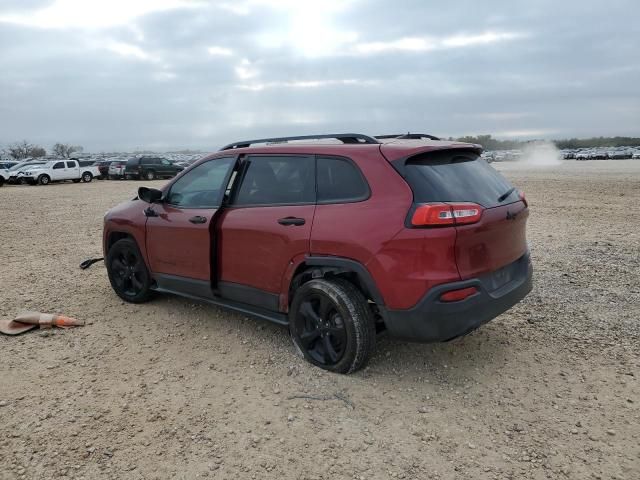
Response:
[411,203,483,227]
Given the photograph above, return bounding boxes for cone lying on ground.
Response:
[0,312,84,335]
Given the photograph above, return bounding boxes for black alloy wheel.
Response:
[290,278,376,373]
[297,294,348,366]
[106,238,152,303]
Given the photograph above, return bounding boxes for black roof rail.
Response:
[220,133,380,150]
[375,133,441,141]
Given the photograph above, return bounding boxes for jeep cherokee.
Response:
[103,133,532,373]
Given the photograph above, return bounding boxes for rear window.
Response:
[317,156,369,203]
[401,150,519,208]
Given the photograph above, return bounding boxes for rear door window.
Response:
[234,156,315,206]
[317,156,369,203]
[66,161,76,168]
[401,151,519,208]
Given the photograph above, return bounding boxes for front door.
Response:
[217,155,316,309]
[51,161,66,180]
[145,157,236,283]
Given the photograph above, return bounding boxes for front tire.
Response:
[289,278,376,374]
[106,238,153,303]
[38,174,50,185]
[145,170,156,181]
[81,172,93,183]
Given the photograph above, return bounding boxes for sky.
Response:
[0,0,639,152]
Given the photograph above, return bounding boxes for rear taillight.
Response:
[519,191,528,207]
[440,286,478,302]
[411,203,483,227]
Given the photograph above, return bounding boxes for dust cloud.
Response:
[518,141,562,167]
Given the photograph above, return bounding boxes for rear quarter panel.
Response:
[310,148,461,309]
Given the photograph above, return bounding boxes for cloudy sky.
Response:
[1,0,639,152]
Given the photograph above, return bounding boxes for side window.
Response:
[66,161,76,168]
[234,156,314,206]
[161,159,171,165]
[166,157,234,208]
[317,156,369,203]
[53,162,65,169]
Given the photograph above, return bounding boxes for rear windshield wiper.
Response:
[497,187,516,203]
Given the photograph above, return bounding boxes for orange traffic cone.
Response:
[0,312,85,335]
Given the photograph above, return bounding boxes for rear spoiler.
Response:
[380,143,483,163]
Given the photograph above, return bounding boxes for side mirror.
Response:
[138,186,163,203]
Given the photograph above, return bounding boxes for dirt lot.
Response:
[1,160,638,480]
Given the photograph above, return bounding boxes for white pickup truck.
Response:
[18,160,101,185]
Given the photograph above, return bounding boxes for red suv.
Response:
[103,133,532,373]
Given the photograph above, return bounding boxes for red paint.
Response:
[454,201,529,279]
[103,140,529,314]
[216,205,315,293]
[145,203,218,281]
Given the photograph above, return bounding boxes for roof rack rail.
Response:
[375,133,441,141]
[220,133,380,150]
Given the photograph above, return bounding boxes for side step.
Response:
[151,285,289,326]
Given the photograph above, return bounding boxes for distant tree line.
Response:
[2,141,84,160]
[452,135,640,150]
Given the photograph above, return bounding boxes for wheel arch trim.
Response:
[282,255,385,311]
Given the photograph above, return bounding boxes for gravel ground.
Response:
[0,160,638,480]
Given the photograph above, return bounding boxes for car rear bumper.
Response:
[382,252,533,342]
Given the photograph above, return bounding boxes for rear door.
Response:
[398,150,528,279]
[216,155,315,309]
[65,160,79,179]
[145,157,236,282]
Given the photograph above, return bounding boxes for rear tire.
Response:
[81,172,93,183]
[38,174,50,185]
[289,278,376,374]
[0,177,4,187]
[106,238,153,303]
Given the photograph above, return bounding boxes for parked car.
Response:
[0,161,18,170]
[95,160,116,179]
[20,159,100,185]
[123,156,184,180]
[6,161,46,184]
[103,133,532,373]
[15,163,48,184]
[108,161,128,179]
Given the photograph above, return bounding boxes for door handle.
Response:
[278,217,305,226]
[189,215,208,224]
[144,207,158,217]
